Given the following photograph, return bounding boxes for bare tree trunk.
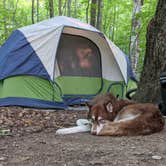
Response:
[3,0,7,39]
[12,0,19,29]
[31,0,35,24]
[58,0,62,15]
[67,0,72,17]
[63,0,67,15]
[133,0,166,103]
[48,0,54,18]
[36,0,39,22]
[96,0,102,30]
[74,0,77,17]
[111,5,116,42]
[86,0,90,23]
[90,0,97,27]
[129,0,143,76]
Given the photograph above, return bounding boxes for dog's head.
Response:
[87,101,118,135]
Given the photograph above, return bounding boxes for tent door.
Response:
[55,33,103,98]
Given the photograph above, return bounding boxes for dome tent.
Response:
[0,16,135,109]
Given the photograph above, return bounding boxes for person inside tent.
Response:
[76,45,93,69]
[58,35,101,77]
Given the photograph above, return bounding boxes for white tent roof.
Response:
[19,16,128,83]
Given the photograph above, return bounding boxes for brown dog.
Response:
[87,93,165,136]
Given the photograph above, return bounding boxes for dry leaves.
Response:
[0,106,87,136]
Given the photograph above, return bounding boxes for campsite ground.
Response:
[0,107,166,166]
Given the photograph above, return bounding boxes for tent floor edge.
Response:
[0,97,67,110]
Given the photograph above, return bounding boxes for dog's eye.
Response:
[99,119,106,124]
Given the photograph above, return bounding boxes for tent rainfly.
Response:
[0,16,135,109]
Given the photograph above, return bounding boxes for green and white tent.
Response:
[0,16,135,109]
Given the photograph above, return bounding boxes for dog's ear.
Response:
[105,102,113,113]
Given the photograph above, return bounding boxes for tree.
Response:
[63,0,67,15]
[67,0,72,17]
[133,0,166,103]
[111,4,117,42]
[36,0,39,22]
[48,0,54,18]
[129,0,143,76]
[74,0,77,17]
[90,0,97,27]
[96,0,103,30]
[3,0,8,39]
[58,0,62,15]
[31,0,35,24]
[86,0,90,23]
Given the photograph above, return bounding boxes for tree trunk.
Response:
[74,0,77,17]
[129,0,143,76]
[133,0,166,103]
[3,0,8,39]
[67,0,72,17]
[12,0,19,29]
[111,5,116,42]
[90,0,97,27]
[36,0,39,22]
[31,0,35,24]
[58,0,62,15]
[48,0,54,18]
[63,0,67,15]
[86,0,90,23]
[96,0,102,30]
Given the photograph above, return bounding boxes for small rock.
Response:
[18,112,23,117]
[20,156,30,161]
[45,116,51,120]
[44,112,50,116]
[39,141,46,144]
[0,157,6,161]
[152,155,162,160]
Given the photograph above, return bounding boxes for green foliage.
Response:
[0,0,157,75]
[102,0,133,54]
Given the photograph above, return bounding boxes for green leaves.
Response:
[0,0,157,75]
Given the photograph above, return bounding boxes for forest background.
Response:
[0,0,157,77]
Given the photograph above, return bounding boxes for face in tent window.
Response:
[57,34,101,77]
[76,46,93,69]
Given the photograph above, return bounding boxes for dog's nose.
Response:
[91,125,97,135]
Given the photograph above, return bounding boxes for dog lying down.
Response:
[87,93,165,136]
[56,93,165,136]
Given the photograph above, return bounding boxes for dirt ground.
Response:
[0,107,166,166]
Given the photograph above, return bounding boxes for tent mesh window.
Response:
[57,33,102,77]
